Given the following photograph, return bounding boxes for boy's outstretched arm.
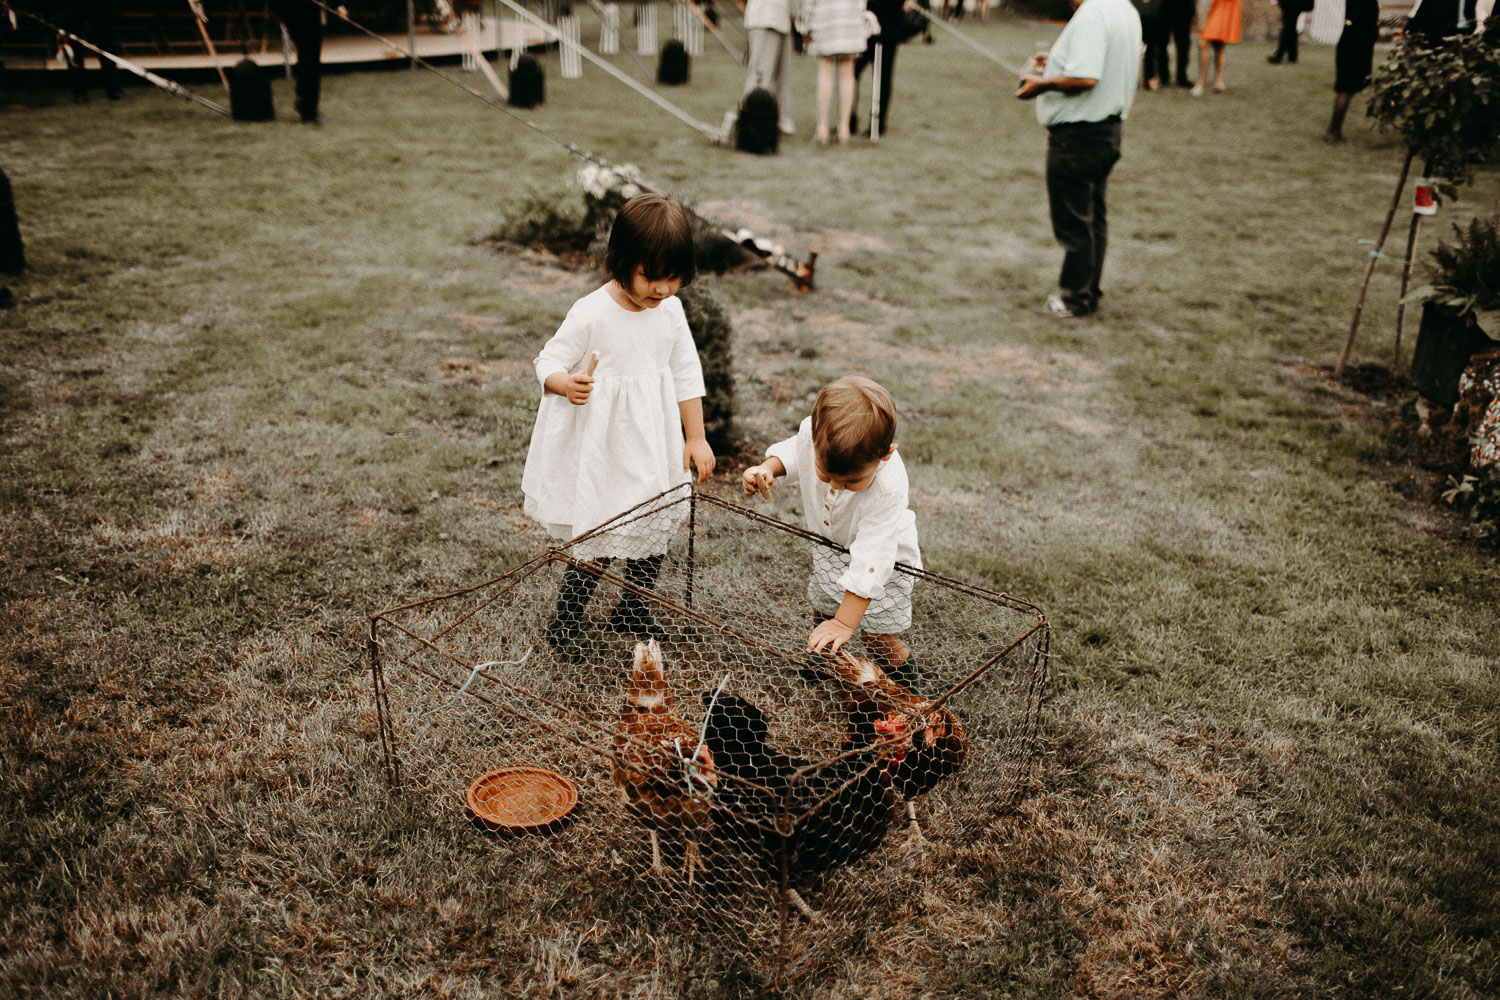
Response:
[808,592,872,654]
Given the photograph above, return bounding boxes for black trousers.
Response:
[1162,0,1194,82]
[269,0,324,121]
[1142,15,1169,84]
[1271,4,1303,61]
[1045,118,1122,316]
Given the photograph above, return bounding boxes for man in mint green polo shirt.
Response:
[1016,0,1141,318]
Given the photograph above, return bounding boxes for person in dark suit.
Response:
[1267,0,1312,63]
[849,0,924,135]
[1160,0,1194,86]
[1324,0,1378,142]
[1135,0,1167,90]
[268,0,324,122]
[59,0,124,102]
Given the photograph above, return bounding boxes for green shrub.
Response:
[489,187,587,246]
[1441,463,1500,544]
[1367,29,1500,191]
[678,283,737,454]
[1410,216,1500,331]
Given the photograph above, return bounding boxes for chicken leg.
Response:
[785,887,824,925]
[642,829,667,878]
[898,801,929,851]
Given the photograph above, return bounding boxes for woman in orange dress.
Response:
[1192,0,1242,95]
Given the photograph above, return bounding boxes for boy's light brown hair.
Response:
[811,376,897,477]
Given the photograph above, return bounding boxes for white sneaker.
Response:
[1037,292,1081,318]
[778,119,796,135]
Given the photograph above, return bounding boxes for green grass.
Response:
[3,14,1498,998]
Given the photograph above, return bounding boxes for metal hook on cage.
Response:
[421,646,533,716]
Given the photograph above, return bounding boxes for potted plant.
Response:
[1406,216,1500,407]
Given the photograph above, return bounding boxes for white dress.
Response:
[522,285,706,559]
[805,0,870,56]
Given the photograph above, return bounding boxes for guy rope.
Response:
[908,5,1028,76]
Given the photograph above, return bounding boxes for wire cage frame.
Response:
[368,485,1049,987]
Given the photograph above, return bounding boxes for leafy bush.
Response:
[1367,28,1500,192]
[678,283,738,454]
[489,187,586,246]
[1407,216,1500,331]
[1441,463,1500,544]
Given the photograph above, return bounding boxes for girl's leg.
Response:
[1211,41,1227,91]
[547,562,602,661]
[1325,91,1351,142]
[1191,36,1210,94]
[608,554,666,638]
[814,56,835,143]
[836,56,855,143]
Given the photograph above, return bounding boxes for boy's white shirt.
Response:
[765,417,922,599]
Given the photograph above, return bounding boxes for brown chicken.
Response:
[612,639,717,881]
[824,650,967,846]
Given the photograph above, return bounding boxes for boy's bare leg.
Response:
[862,632,910,673]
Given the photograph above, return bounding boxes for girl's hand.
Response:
[808,618,855,654]
[742,464,775,498]
[683,436,715,483]
[544,369,595,404]
[561,371,594,405]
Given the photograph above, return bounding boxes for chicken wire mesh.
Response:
[369,484,1048,986]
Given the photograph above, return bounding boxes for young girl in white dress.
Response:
[522,193,716,658]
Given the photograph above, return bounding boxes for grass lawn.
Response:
[2,12,1498,998]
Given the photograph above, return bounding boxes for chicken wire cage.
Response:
[369,484,1049,987]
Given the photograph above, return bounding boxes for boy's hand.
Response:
[808,618,855,654]
[683,436,715,483]
[742,464,775,499]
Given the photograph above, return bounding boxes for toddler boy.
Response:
[742,376,922,685]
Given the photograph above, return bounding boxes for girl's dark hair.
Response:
[604,193,697,289]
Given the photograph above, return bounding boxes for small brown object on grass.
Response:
[467,766,579,835]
